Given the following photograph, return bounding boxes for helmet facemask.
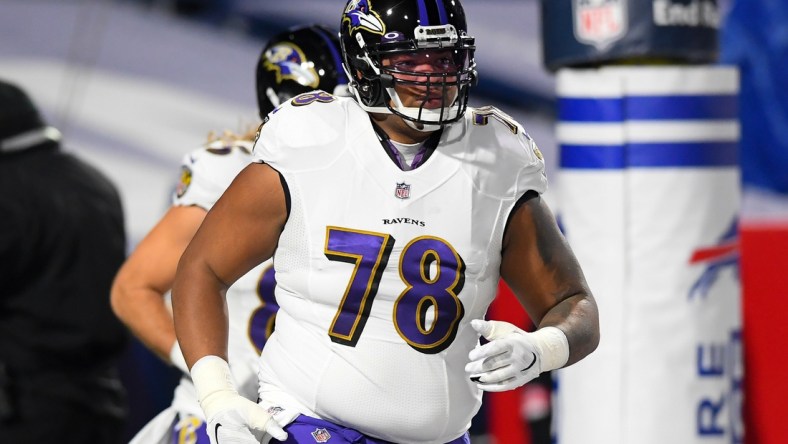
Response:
[342,22,476,130]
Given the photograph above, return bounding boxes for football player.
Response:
[110,24,348,444]
[172,1,600,443]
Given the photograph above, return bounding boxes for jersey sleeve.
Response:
[513,130,548,197]
[459,106,548,200]
[252,92,351,174]
[172,141,253,211]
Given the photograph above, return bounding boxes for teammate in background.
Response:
[0,79,128,444]
[172,0,601,443]
[109,25,348,444]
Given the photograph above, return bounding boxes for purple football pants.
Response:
[272,414,471,444]
[167,413,470,444]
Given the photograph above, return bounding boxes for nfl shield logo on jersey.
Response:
[572,0,627,50]
[311,427,331,442]
[266,405,284,415]
[395,182,411,199]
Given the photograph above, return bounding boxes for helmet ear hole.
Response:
[351,57,370,71]
[357,78,382,106]
[380,73,394,88]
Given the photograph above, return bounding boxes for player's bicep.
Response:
[187,162,288,287]
[500,194,591,325]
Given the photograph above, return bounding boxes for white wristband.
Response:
[168,341,190,375]
[532,326,570,372]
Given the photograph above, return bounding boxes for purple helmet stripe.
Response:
[416,0,430,25]
[435,0,448,24]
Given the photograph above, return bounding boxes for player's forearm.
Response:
[537,292,599,366]
[110,282,176,362]
[172,257,230,368]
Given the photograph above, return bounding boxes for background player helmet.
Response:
[339,0,476,127]
[256,24,350,118]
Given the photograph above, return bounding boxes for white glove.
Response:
[465,319,569,392]
[191,356,288,444]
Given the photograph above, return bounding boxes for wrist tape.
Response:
[190,355,237,412]
[531,326,569,371]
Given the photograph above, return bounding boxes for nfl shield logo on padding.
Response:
[311,427,331,442]
[395,182,411,199]
[573,0,627,50]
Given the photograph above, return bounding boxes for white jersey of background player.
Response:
[122,137,275,444]
[172,1,599,443]
[110,24,350,444]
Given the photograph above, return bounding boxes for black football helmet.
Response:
[339,0,476,128]
[256,24,350,118]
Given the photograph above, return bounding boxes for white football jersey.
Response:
[252,93,546,444]
[169,138,278,417]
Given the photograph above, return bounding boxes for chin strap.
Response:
[403,119,442,133]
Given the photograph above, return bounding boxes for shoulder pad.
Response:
[253,94,362,173]
[173,139,253,209]
[448,106,547,199]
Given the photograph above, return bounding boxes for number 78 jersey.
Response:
[252,93,546,444]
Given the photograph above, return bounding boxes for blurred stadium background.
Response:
[2,0,786,443]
